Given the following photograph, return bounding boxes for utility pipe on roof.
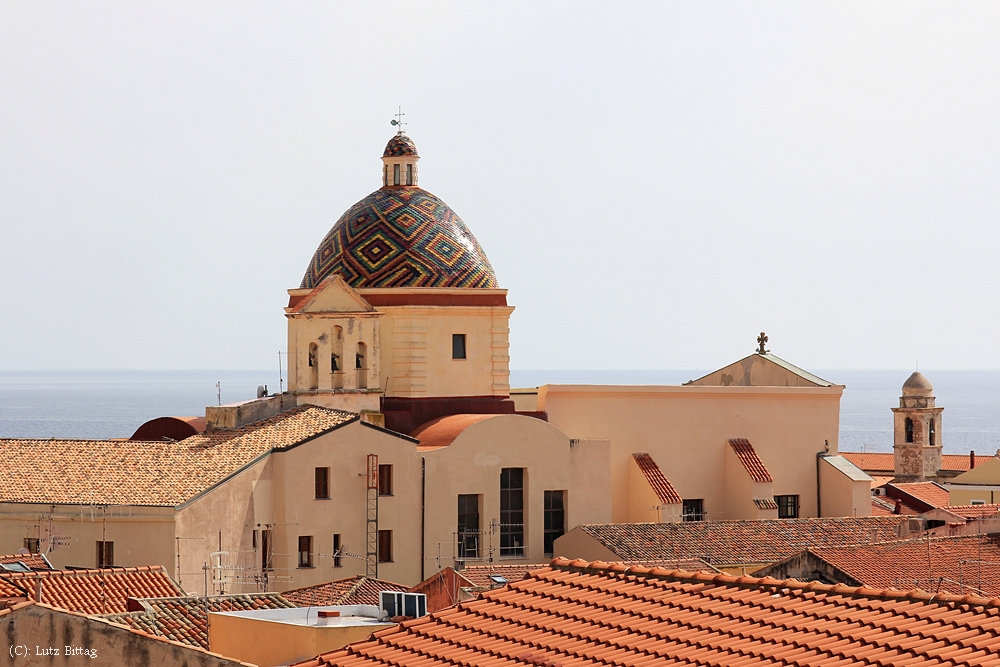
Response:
[421,457,426,583]
[816,440,830,517]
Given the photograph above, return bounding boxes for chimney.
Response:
[971,450,976,469]
[893,499,902,515]
[34,579,42,602]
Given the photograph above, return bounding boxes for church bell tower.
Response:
[892,372,943,481]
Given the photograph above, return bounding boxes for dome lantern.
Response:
[381,133,419,187]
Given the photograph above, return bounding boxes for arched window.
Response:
[905,417,914,443]
[308,343,319,390]
[356,342,368,389]
[331,326,344,389]
[929,419,936,446]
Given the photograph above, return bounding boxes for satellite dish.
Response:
[257,385,267,399]
[391,119,399,126]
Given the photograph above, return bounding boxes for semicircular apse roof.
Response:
[300,187,499,289]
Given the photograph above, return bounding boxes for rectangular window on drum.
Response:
[393,164,400,185]
[406,163,413,185]
[452,334,467,359]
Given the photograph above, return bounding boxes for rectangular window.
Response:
[393,164,400,185]
[406,163,413,185]
[682,499,705,522]
[23,538,40,554]
[261,529,273,571]
[298,536,313,568]
[96,541,114,568]
[378,464,393,496]
[252,529,258,549]
[544,490,566,557]
[333,534,343,567]
[315,467,330,499]
[452,334,467,359]
[378,530,393,562]
[458,494,480,559]
[500,468,525,557]
[775,495,799,519]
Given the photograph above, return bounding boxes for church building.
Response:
[0,128,873,592]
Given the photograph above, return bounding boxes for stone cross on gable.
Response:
[757,332,769,355]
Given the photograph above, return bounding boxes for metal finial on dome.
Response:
[390,106,407,135]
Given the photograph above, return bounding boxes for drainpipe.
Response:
[421,457,426,582]
[816,439,830,517]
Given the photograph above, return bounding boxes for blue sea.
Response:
[2,369,999,455]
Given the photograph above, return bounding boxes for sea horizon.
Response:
[2,368,999,456]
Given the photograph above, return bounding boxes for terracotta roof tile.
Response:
[410,414,500,450]
[578,516,904,566]
[842,451,996,474]
[102,593,294,648]
[941,503,1000,519]
[753,497,779,510]
[0,566,182,614]
[0,406,356,506]
[887,481,951,511]
[0,553,52,570]
[295,557,1000,667]
[631,453,682,505]
[283,576,408,607]
[728,438,773,482]
[808,534,1000,597]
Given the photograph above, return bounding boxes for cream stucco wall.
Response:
[208,610,393,667]
[421,415,606,570]
[818,458,872,518]
[269,421,423,589]
[0,503,175,573]
[538,384,843,522]
[375,303,513,398]
[0,604,249,667]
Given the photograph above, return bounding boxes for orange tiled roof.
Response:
[410,414,500,450]
[0,565,182,614]
[810,534,1000,596]
[0,406,356,506]
[871,496,897,515]
[447,559,722,592]
[842,450,996,473]
[578,516,903,565]
[0,553,52,570]
[295,557,1000,667]
[887,481,950,510]
[102,593,295,648]
[941,503,1000,519]
[631,453,682,504]
[728,438,772,482]
[283,575,408,607]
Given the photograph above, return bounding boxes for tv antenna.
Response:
[390,106,407,134]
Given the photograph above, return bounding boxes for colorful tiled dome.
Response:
[383,134,418,157]
[301,187,499,289]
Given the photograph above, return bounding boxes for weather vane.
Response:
[757,332,769,355]
[390,106,407,135]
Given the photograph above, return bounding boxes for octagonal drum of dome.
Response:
[301,186,499,289]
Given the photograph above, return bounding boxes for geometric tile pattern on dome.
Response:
[382,134,418,157]
[294,557,1000,667]
[102,593,295,649]
[301,187,498,289]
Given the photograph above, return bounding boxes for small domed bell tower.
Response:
[892,372,944,481]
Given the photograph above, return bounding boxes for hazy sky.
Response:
[2,2,999,372]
